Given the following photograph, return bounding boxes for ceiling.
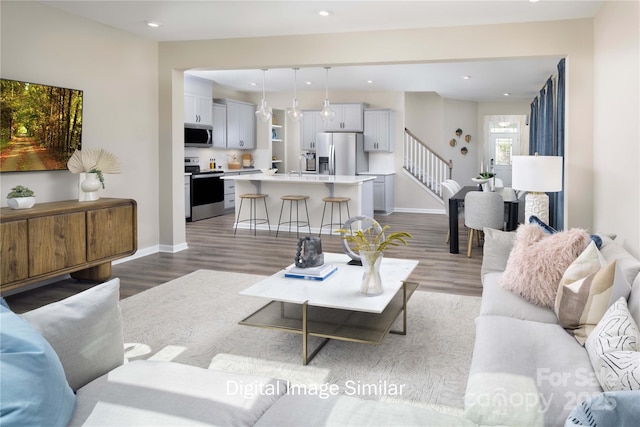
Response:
[42,0,604,102]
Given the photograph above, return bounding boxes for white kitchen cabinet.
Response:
[212,103,227,148]
[225,99,256,149]
[184,92,212,125]
[323,103,365,132]
[223,172,237,212]
[224,169,261,212]
[301,110,324,150]
[363,173,394,214]
[364,109,394,152]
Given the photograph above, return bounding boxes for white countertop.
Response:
[358,171,396,176]
[222,173,375,184]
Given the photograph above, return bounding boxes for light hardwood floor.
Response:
[5,211,483,313]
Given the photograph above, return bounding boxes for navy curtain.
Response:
[554,59,566,229]
[528,59,565,229]
[529,98,538,148]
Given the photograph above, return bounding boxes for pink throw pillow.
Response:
[499,224,591,308]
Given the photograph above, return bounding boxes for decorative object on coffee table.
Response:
[294,236,324,268]
[338,217,412,296]
[338,216,382,265]
[6,185,35,209]
[67,148,121,201]
[359,244,385,296]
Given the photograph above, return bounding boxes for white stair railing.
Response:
[403,128,453,200]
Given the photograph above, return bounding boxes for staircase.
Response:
[403,128,453,201]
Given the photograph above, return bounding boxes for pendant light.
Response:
[287,68,303,122]
[255,69,272,123]
[319,66,335,122]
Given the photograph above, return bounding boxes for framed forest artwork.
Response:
[0,78,83,172]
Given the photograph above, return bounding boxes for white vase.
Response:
[7,196,35,209]
[79,172,101,201]
[359,246,384,296]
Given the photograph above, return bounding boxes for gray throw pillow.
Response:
[21,278,124,391]
[481,228,516,277]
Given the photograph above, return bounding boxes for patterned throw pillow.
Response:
[585,298,640,391]
[555,242,632,345]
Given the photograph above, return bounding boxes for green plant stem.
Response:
[90,169,105,189]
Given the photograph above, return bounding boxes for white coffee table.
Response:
[239,253,419,364]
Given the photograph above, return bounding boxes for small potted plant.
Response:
[6,185,36,209]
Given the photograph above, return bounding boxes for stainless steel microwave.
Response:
[184,123,212,147]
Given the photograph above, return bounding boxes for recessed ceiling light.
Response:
[250,82,257,86]
[463,75,471,80]
[367,80,374,84]
[305,81,312,85]
[503,92,511,96]
[318,10,333,17]
[529,0,540,3]
[145,21,161,28]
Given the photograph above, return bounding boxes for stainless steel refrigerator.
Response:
[315,133,368,175]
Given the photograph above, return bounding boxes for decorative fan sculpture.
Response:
[67,148,121,190]
[338,216,384,265]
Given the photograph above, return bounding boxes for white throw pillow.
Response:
[21,278,124,391]
[585,297,640,391]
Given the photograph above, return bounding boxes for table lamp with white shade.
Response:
[512,154,563,225]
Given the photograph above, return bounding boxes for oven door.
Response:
[190,173,224,221]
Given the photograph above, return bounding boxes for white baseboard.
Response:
[114,242,189,265]
[113,245,159,264]
[393,207,446,215]
[159,242,189,254]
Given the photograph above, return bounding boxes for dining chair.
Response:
[441,181,464,244]
[463,191,504,257]
[444,179,462,192]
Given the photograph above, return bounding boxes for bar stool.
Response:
[234,194,271,236]
[276,195,311,238]
[318,196,351,236]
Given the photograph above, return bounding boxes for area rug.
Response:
[120,269,480,411]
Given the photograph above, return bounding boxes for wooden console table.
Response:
[0,198,137,294]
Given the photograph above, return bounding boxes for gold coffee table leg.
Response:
[390,281,412,335]
[302,301,329,365]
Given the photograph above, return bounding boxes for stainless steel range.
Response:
[185,157,225,222]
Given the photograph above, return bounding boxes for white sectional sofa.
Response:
[465,229,640,426]
[1,278,473,427]
[3,227,639,426]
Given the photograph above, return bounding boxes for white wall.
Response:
[442,98,478,186]
[158,18,596,247]
[0,2,160,252]
[593,0,640,258]
[6,3,636,257]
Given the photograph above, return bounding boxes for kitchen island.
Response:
[222,174,375,234]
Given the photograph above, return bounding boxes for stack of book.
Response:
[284,264,337,281]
